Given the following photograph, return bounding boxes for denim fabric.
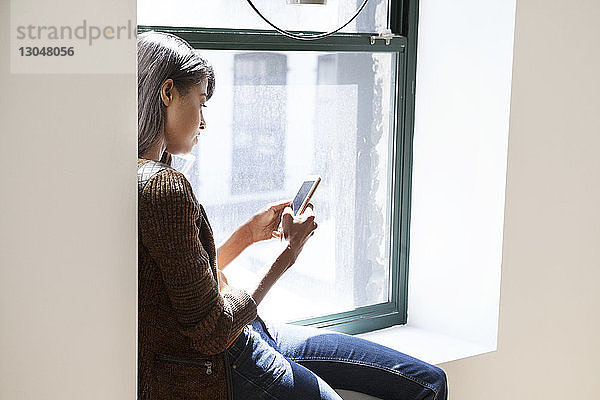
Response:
[225,316,448,400]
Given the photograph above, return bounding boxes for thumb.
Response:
[281,206,293,237]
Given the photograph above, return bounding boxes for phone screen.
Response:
[292,181,316,215]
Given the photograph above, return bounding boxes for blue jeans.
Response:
[225,316,448,400]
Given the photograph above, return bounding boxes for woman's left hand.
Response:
[244,200,290,244]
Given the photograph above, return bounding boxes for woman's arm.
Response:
[216,200,290,270]
[139,169,257,355]
[250,205,317,305]
[216,225,252,270]
[216,204,317,306]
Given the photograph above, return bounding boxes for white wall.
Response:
[0,1,137,399]
[440,0,600,398]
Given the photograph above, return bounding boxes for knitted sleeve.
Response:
[139,168,257,355]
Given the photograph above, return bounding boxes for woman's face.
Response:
[163,79,208,155]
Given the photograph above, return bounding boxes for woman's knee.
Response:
[427,365,448,400]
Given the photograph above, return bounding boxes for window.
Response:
[138,0,418,334]
[231,53,287,195]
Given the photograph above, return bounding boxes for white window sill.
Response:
[334,324,496,399]
[356,323,496,366]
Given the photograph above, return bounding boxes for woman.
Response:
[137,31,448,400]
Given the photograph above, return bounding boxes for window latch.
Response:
[370,29,394,45]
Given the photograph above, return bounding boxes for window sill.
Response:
[356,323,495,366]
[330,324,495,400]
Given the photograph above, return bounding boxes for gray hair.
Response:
[137,31,215,163]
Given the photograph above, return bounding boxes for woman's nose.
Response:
[199,112,206,130]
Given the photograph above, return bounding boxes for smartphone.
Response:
[291,175,321,216]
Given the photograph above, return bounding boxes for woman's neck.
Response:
[140,140,166,162]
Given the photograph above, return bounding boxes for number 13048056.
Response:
[19,46,74,56]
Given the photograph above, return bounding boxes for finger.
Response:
[282,206,293,218]
[271,230,283,239]
[298,204,314,217]
[271,201,291,219]
[269,199,292,211]
[281,207,293,228]
[281,207,295,239]
[301,207,315,220]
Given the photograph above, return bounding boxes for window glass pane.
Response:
[138,0,388,34]
[172,50,397,322]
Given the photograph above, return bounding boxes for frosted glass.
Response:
[172,50,396,322]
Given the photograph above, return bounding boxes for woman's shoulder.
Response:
[137,159,199,211]
[137,158,193,197]
[137,157,171,172]
[137,158,188,193]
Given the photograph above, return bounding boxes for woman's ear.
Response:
[160,79,175,107]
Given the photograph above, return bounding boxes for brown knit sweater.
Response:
[137,158,257,400]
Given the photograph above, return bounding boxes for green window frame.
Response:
[138,0,419,335]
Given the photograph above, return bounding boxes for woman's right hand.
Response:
[279,205,318,267]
